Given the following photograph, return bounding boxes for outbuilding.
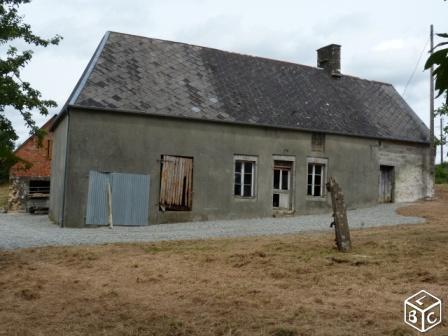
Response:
[9,116,55,212]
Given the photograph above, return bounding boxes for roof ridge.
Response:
[107,31,392,86]
[339,73,392,86]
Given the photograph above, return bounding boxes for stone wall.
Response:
[377,141,431,202]
[8,177,28,212]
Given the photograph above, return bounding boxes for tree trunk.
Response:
[326,177,351,252]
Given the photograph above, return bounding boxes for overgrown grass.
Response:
[0,183,8,209]
[0,186,447,335]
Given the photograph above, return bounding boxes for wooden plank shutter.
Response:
[159,156,193,210]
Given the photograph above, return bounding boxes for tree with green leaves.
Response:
[0,116,18,181]
[424,1,448,170]
[425,29,448,99]
[426,33,448,101]
[0,0,62,182]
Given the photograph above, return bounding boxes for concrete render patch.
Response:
[0,203,425,250]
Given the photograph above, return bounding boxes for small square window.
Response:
[311,133,325,152]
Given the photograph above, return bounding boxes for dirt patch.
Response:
[0,186,447,335]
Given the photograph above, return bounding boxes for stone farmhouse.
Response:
[49,32,432,227]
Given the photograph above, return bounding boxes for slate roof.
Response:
[65,31,429,143]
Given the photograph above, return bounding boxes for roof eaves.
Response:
[69,104,431,145]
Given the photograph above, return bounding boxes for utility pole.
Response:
[425,24,436,199]
[441,116,444,164]
[430,24,435,174]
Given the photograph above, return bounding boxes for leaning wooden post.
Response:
[107,181,113,229]
[326,177,351,252]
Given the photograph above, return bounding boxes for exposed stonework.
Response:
[377,141,432,202]
[8,177,28,212]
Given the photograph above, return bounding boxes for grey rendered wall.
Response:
[49,115,68,224]
[61,109,428,227]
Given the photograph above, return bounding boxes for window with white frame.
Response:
[234,156,257,197]
[307,159,327,197]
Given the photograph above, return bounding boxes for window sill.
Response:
[306,196,327,202]
[234,196,257,201]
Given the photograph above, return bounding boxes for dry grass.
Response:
[0,183,8,209]
[1,187,448,335]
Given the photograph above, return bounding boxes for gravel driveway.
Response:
[0,203,424,250]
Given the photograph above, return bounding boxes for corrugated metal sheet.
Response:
[159,156,193,210]
[111,173,150,225]
[86,171,109,225]
[85,171,150,226]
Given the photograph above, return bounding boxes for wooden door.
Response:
[379,165,394,203]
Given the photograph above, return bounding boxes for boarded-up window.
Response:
[311,133,325,152]
[159,155,193,211]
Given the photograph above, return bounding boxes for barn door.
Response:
[110,173,150,225]
[86,171,150,226]
[85,171,109,225]
[379,165,394,203]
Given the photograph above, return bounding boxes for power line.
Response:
[402,37,430,97]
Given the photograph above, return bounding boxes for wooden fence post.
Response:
[326,177,351,252]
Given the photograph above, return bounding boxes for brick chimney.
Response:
[317,44,341,77]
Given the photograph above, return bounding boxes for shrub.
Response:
[435,163,448,184]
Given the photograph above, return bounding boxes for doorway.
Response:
[85,171,150,226]
[273,160,293,210]
[379,165,394,203]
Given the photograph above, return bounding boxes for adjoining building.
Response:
[9,116,56,212]
[49,32,432,227]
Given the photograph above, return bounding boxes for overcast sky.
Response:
[5,0,448,161]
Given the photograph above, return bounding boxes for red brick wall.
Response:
[10,117,55,178]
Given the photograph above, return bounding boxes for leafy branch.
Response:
[0,0,62,181]
[425,32,448,101]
